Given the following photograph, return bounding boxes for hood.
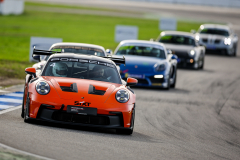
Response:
[43,77,121,103]
[163,44,194,52]
[120,55,166,73]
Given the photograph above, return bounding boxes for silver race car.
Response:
[195,24,238,56]
[156,31,205,69]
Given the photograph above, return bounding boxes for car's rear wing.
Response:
[104,56,125,65]
[32,48,125,65]
[32,48,61,57]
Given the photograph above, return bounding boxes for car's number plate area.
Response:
[206,44,216,49]
[67,106,97,115]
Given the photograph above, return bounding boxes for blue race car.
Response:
[113,40,178,89]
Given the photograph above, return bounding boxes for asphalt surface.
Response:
[1,1,240,160]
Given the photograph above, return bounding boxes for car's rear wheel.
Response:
[116,107,135,135]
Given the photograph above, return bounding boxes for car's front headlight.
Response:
[154,63,166,72]
[188,49,196,57]
[224,38,231,45]
[36,81,50,95]
[115,89,129,103]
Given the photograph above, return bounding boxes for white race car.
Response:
[33,42,108,71]
[195,24,238,56]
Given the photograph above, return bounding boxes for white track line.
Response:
[0,98,22,103]
[0,105,21,115]
[0,143,54,160]
[0,106,54,159]
[6,93,24,97]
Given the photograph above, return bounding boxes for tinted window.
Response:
[116,45,166,59]
[199,28,229,36]
[159,35,196,46]
[42,60,121,84]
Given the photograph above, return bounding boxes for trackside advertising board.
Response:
[115,25,138,42]
[0,0,24,15]
[29,37,62,62]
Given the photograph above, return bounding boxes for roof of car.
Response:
[159,31,194,37]
[50,42,105,51]
[119,40,165,47]
[200,24,230,30]
[49,53,114,64]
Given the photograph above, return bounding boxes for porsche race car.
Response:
[195,24,238,56]
[114,40,178,89]
[21,49,137,134]
[157,31,205,69]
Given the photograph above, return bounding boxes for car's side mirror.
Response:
[171,54,178,60]
[191,29,196,34]
[25,67,36,78]
[167,49,172,55]
[150,38,155,41]
[126,77,138,86]
[32,55,41,62]
[106,49,112,55]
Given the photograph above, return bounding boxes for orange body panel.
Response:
[25,76,136,128]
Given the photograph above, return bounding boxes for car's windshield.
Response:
[199,28,229,36]
[42,46,105,61]
[159,35,196,46]
[115,45,166,59]
[42,59,121,84]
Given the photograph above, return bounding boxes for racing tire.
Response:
[24,93,31,123]
[116,107,135,135]
[199,57,204,70]
[21,88,27,118]
[170,70,177,88]
[233,44,237,57]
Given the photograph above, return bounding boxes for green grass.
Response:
[0,2,203,79]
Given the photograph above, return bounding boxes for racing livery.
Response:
[114,40,177,89]
[195,24,238,56]
[156,31,205,69]
[22,49,137,134]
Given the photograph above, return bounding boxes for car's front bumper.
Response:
[31,106,129,129]
[199,42,233,55]
[122,74,169,88]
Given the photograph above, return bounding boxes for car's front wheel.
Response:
[24,93,31,123]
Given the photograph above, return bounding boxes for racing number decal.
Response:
[74,101,91,106]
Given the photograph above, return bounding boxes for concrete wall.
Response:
[117,0,240,8]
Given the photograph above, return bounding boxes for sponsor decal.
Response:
[74,101,91,106]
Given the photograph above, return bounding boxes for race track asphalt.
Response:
[1,1,240,160]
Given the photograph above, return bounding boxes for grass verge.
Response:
[0,2,203,80]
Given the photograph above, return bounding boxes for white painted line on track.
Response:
[0,106,54,160]
[0,105,17,109]
[0,106,21,115]
[6,93,24,97]
[0,98,22,103]
[0,143,54,160]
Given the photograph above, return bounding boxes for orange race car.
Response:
[21,49,137,134]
